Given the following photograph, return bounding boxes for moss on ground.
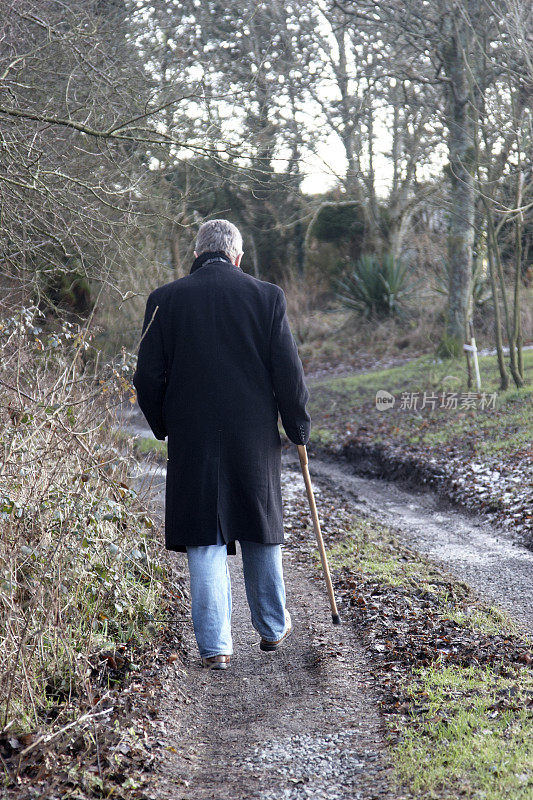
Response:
[317,516,522,637]
[134,435,168,459]
[390,664,533,799]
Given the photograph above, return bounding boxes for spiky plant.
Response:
[336,252,420,319]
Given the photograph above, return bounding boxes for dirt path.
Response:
[120,404,531,799]
[128,448,398,800]
[130,422,533,640]
[152,545,396,800]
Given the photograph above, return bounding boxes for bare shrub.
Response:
[0,305,169,737]
[280,270,330,345]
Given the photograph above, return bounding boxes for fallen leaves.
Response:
[282,458,533,792]
[337,569,533,676]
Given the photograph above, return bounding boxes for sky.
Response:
[298,118,397,198]
[141,4,448,201]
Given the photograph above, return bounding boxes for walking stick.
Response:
[297,445,341,625]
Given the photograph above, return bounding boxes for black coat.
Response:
[132,251,311,554]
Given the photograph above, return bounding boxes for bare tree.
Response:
[129,0,321,280]
[0,0,237,318]
[331,0,530,358]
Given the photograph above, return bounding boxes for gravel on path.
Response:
[301,451,533,637]
[128,444,400,800]
[149,522,398,800]
[121,404,532,800]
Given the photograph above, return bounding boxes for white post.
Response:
[463,321,481,392]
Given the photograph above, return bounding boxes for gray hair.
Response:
[195,219,243,261]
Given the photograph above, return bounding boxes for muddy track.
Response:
[301,449,533,637]
[128,416,533,640]
[155,548,397,800]
[119,405,532,799]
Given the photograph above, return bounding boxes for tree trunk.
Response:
[247,232,260,278]
[486,207,523,387]
[486,233,509,390]
[365,98,381,253]
[388,209,413,262]
[513,170,524,381]
[169,227,182,279]
[294,216,305,276]
[440,16,476,356]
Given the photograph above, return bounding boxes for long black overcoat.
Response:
[132,251,311,555]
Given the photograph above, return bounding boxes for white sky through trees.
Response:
[134,0,448,199]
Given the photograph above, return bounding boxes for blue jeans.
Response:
[186,522,289,658]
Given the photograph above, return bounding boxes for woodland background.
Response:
[1,0,531,373]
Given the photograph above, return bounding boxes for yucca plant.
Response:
[335,252,420,319]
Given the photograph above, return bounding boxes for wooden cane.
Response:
[297,444,341,625]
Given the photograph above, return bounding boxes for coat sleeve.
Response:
[132,292,167,441]
[269,288,311,445]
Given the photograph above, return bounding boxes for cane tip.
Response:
[332,614,341,626]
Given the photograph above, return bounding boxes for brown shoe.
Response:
[201,655,230,670]
[260,612,293,652]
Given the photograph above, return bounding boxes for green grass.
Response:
[308,427,337,447]
[389,664,533,799]
[134,435,168,458]
[437,604,516,636]
[309,350,533,459]
[323,518,434,587]
[113,428,168,460]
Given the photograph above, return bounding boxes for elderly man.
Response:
[133,219,311,670]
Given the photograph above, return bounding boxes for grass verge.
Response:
[309,349,532,459]
[316,518,533,799]
[392,663,533,799]
[307,350,533,539]
[134,435,168,459]
[114,428,168,462]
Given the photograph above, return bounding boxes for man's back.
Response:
[134,221,308,668]
[133,250,311,553]
[151,257,281,435]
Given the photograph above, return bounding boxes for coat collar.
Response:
[190,251,241,274]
